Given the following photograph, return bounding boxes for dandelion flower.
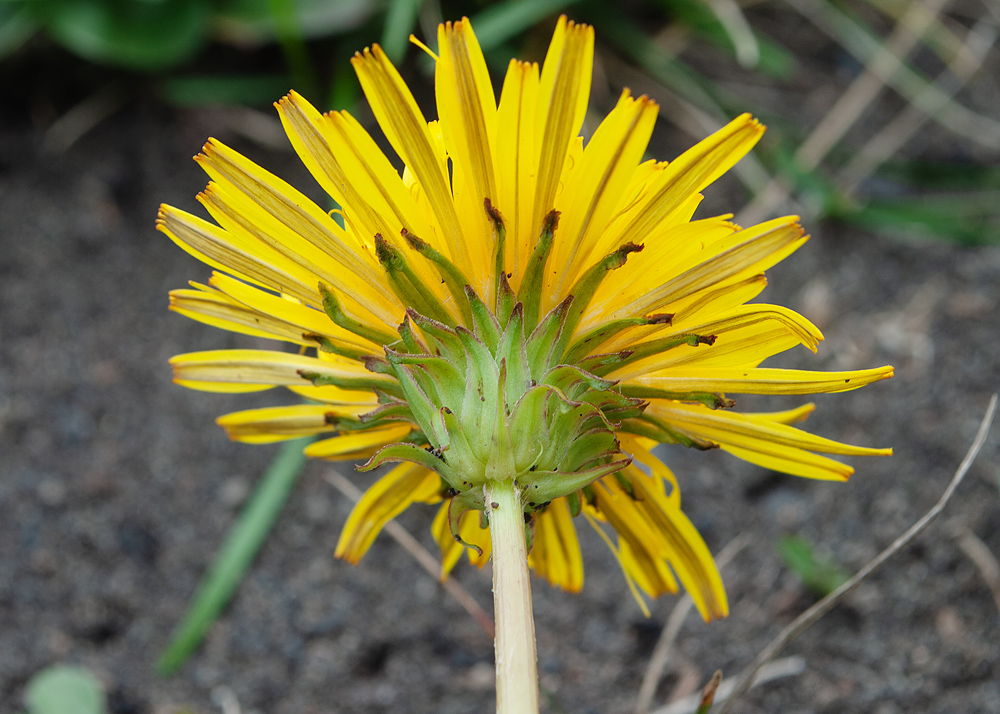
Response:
[162,16,892,623]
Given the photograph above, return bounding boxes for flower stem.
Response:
[486,479,539,714]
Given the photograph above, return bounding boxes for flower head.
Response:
[162,16,892,621]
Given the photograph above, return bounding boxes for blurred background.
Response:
[1,0,999,712]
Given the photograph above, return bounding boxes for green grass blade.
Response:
[156,437,314,676]
[382,0,423,64]
[266,0,317,99]
[471,0,584,52]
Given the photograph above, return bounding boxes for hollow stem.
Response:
[485,479,539,714]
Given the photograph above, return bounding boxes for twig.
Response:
[635,534,751,714]
[716,393,998,714]
[323,470,495,638]
[953,524,1000,616]
[738,0,952,225]
[837,18,997,196]
[649,656,806,714]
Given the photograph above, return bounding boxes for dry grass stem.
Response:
[635,535,751,714]
[953,524,1000,616]
[42,83,126,155]
[862,0,974,59]
[715,393,998,714]
[739,0,952,225]
[837,17,997,195]
[786,0,1000,148]
[324,470,495,638]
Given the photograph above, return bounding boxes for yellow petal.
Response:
[614,467,728,620]
[644,401,892,480]
[158,204,317,306]
[436,19,498,295]
[611,113,765,249]
[433,504,493,580]
[216,404,371,443]
[195,139,401,322]
[169,348,391,391]
[170,284,307,345]
[336,464,440,563]
[547,91,659,305]
[528,498,584,592]
[351,44,466,269]
[287,383,380,406]
[305,423,412,460]
[533,17,594,236]
[276,94,450,304]
[495,59,540,281]
[610,305,828,380]
[209,272,379,353]
[590,476,679,597]
[601,217,808,324]
[197,179,397,328]
[625,365,894,395]
[618,433,680,504]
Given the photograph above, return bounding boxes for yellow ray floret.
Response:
[624,365,894,395]
[216,404,376,444]
[644,401,892,480]
[336,463,441,563]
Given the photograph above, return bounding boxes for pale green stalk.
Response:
[485,479,539,714]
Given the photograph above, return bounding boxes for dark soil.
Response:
[2,13,999,714]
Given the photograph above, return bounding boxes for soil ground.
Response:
[2,10,999,714]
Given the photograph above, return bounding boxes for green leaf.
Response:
[156,437,313,676]
[777,535,849,597]
[41,0,210,71]
[25,666,106,714]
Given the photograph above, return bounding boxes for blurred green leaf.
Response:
[266,0,316,99]
[381,0,422,63]
[845,194,1000,246]
[471,0,583,52]
[24,666,106,714]
[39,0,210,70]
[157,437,313,676]
[771,139,842,216]
[585,4,723,113]
[161,74,293,106]
[652,0,796,79]
[0,4,39,60]
[215,0,377,46]
[876,161,1000,192]
[326,58,360,112]
[777,535,849,597]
